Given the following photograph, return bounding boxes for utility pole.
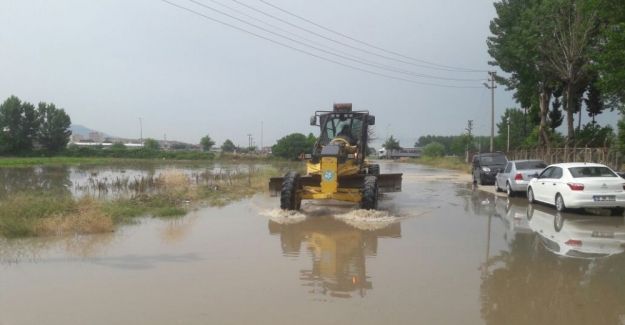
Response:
[139,117,143,143]
[247,133,252,149]
[260,121,264,151]
[465,120,473,162]
[507,116,511,152]
[483,72,497,152]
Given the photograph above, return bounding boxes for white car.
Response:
[527,162,625,214]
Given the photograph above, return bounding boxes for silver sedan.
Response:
[496,160,547,196]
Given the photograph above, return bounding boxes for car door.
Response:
[534,167,554,203]
[498,162,512,189]
[543,167,563,204]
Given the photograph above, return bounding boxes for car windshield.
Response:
[479,155,507,165]
[569,166,616,178]
[516,161,547,170]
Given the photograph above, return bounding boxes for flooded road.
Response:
[2,162,625,324]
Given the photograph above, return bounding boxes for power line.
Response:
[196,0,484,82]
[187,0,483,82]
[160,0,482,88]
[257,0,488,73]
[200,0,484,82]
[231,0,486,73]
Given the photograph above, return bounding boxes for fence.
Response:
[505,147,622,170]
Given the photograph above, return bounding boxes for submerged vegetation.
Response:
[409,156,471,173]
[0,165,288,238]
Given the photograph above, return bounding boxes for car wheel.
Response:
[527,187,535,204]
[495,181,501,192]
[506,182,515,197]
[554,212,564,232]
[555,194,566,212]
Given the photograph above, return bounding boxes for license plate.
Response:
[593,195,615,202]
[592,231,614,238]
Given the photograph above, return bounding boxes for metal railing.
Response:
[505,147,622,170]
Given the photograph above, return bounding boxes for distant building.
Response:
[379,147,422,159]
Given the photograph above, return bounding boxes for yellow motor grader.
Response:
[269,103,402,210]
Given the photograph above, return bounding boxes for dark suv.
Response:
[472,152,508,185]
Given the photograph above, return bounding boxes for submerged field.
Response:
[0,162,299,238]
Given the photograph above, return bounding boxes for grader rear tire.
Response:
[280,172,301,210]
[360,175,379,210]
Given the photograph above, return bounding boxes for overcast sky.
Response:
[0,0,616,148]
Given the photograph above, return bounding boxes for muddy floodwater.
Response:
[2,162,625,324]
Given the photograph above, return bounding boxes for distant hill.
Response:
[70,124,111,137]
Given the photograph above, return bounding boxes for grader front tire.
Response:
[280,172,301,210]
[360,175,379,210]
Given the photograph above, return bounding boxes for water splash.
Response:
[259,209,306,225]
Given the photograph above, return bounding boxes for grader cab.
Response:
[269,103,402,210]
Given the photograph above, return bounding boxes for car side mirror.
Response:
[367,115,375,125]
[310,115,317,126]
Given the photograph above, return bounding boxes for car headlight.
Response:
[481,167,491,172]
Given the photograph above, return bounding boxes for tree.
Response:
[488,0,556,147]
[111,142,126,150]
[576,122,614,147]
[423,142,445,157]
[221,139,236,153]
[496,108,536,150]
[539,0,599,142]
[593,0,625,105]
[382,135,401,151]
[37,102,71,153]
[548,95,564,131]
[143,138,160,151]
[584,81,605,123]
[0,95,38,154]
[272,133,311,160]
[200,135,215,151]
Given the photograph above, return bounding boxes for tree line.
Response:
[488,0,625,147]
[0,96,71,154]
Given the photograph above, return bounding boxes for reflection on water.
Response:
[0,163,278,200]
[268,217,400,299]
[482,196,625,325]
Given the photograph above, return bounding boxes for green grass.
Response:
[409,156,471,173]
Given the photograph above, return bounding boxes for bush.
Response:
[272,133,311,160]
[423,142,445,157]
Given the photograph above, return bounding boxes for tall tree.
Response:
[37,102,71,153]
[488,0,556,146]
[539,0,599,142]
[200,135,215,151]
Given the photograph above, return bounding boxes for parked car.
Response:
[527,162,625,214]
[495,160,547,196]
[472,152,508,185]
